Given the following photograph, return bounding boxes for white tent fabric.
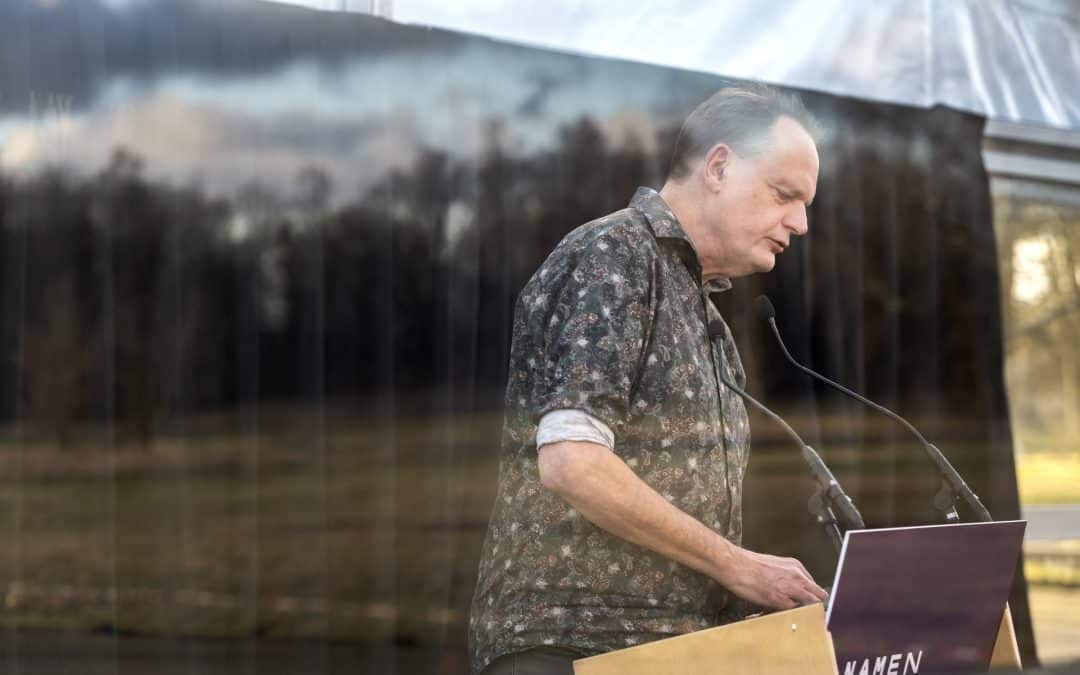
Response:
[266,0,1080,131]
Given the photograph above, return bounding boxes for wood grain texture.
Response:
[991,604,1023,670]
[573,604,838,675]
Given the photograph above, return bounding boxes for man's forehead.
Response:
[761,118,819,195]
[766,117,818,163]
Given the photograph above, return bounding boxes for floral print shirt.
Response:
[468,187,751,673]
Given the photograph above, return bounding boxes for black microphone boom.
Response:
[707,333,865,552]
[754,295,993,523]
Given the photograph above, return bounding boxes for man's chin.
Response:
[755,255,777,273]
[729,255,775,278]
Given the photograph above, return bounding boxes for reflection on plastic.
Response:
[271,0,1080,130]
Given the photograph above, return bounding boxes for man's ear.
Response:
[702,143,732,191]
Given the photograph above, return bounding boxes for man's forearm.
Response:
[538,440,738,584]
[538,440,828,610]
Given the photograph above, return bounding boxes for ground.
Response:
[0,407,1076,669]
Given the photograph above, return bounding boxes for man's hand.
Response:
[715,547,828,610]
[538,439,827,611]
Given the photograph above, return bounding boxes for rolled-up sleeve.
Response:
[537,409,616,450]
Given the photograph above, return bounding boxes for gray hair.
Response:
[667,84,819,181]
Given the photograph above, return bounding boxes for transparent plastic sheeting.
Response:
[267,0,1080,131]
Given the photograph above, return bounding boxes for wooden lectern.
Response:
[991,604,1023,670]
[574,604,837,675]
[573,605,1021,674]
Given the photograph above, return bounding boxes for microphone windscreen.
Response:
[707,320,726,339]
[754,295,776,322]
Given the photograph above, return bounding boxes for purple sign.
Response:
[826,521,1025,675]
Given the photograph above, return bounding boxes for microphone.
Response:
[754,295,992,523]
[708,326,865,550]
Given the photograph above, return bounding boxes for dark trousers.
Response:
[477,647,580,675]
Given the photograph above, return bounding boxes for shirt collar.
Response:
[704,277,732,294]
[629,186,732,293]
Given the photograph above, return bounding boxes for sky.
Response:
[0,0,718,206]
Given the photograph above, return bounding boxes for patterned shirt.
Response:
[468,187,751,673]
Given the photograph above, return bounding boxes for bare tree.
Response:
[21,274,98,447]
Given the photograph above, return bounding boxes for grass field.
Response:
[1029,586,1080,664]
[1016,451,1080,505]
[0,407,1076,670]
[1013,449,1080,664]
[0,409,501,650]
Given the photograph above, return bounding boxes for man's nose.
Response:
[784,205,809,236]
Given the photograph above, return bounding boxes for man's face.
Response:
[699,116,819,278]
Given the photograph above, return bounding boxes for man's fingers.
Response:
[793,574,828,603]
[770,592,799,610]
[795,560,814,581]
[776,588,819,609]
[787,559,819,588]
[781,572,828,606]
[778,581,823,607]
[797,585,828,605]
[786,558,827,601]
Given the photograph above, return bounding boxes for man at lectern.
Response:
[469,85,828,675]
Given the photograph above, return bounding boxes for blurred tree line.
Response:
[0,115,658,449]
[0,99,1019,457]
[995,193,1080,449]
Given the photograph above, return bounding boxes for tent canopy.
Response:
[270,0,1080,131]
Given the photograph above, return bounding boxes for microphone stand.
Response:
[715,365,865,553]
[756,296,993,523]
